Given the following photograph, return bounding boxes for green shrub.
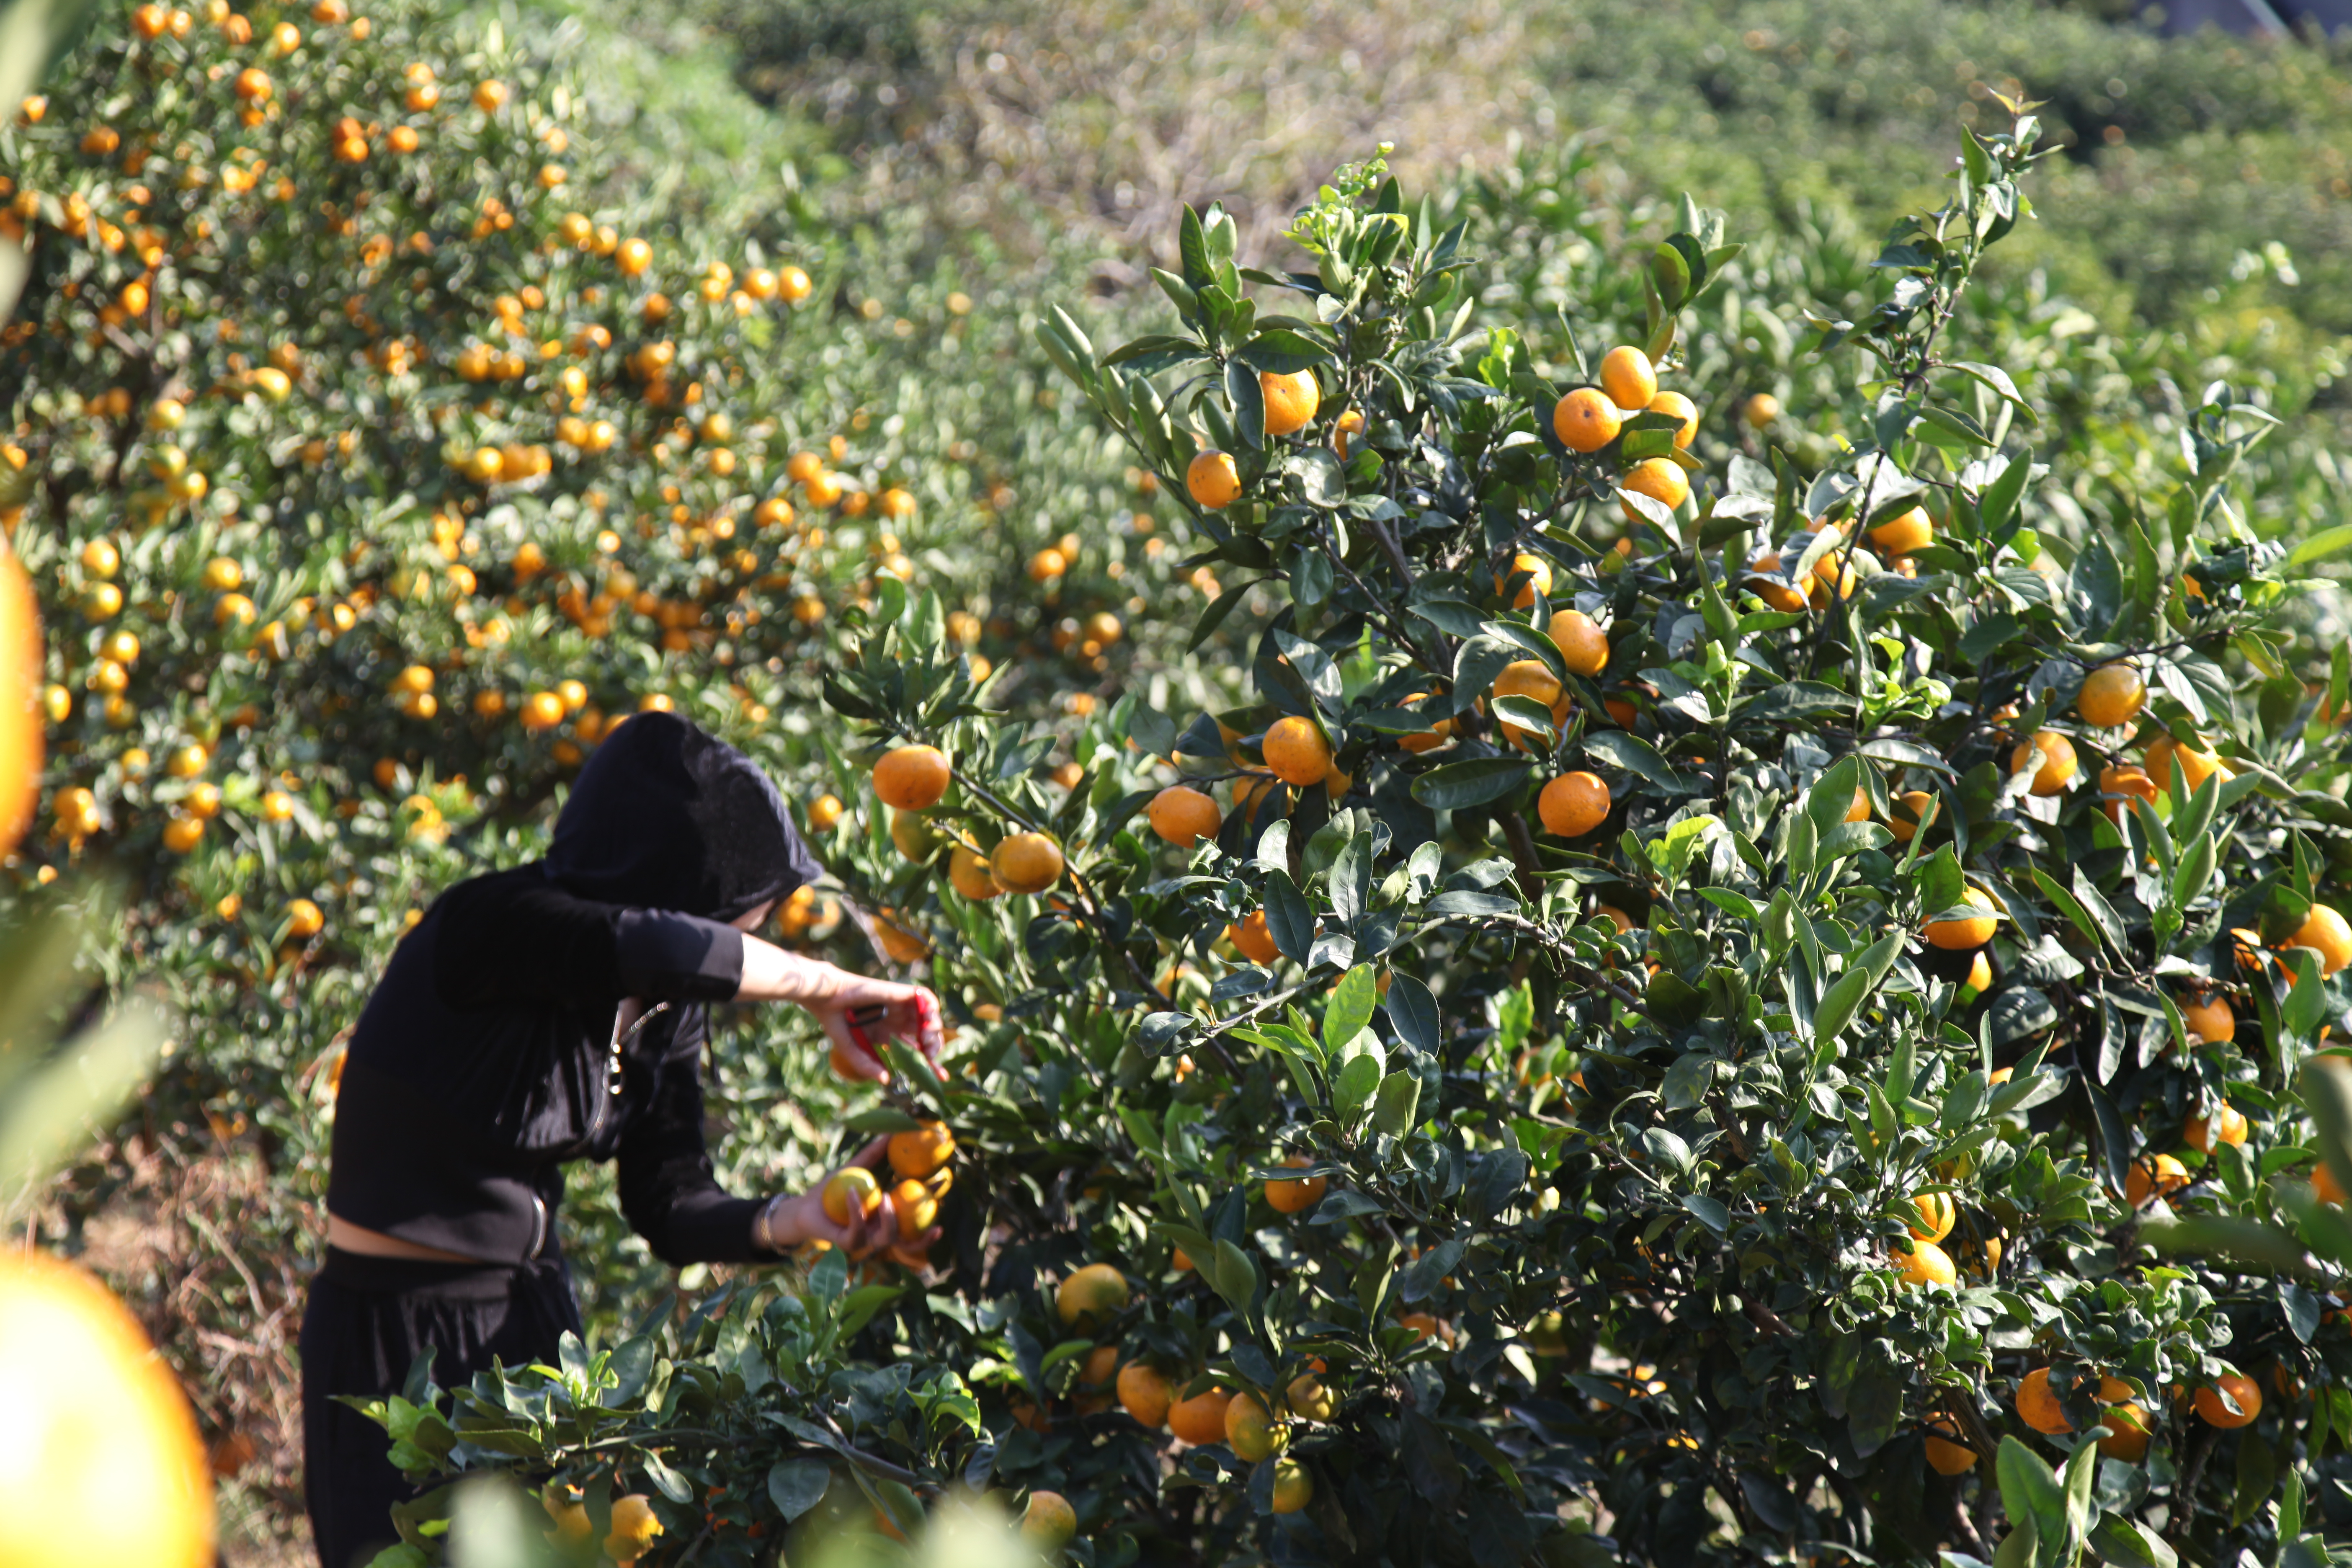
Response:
[364,116,2352,1566]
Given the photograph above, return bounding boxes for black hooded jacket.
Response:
[324,713,823,1265]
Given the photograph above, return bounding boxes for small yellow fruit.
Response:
[1055,1263,1128,1329]
[820,1167,881,1225]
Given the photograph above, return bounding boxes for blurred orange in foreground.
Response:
[0,1251,213,1567]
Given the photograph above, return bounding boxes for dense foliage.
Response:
[360,115,2352,1567]
[10,0,2352,1563]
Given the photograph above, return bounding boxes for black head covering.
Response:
[543,711,821,921]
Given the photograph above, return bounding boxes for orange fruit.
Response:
[1744,392,1780,427]
[2314,1161,2347,1207]
[1262,716,1332,786]
[888,1178,938,1235]
[1619,456,1689,523]
[1889,790,1934,843]
[1537,771,1609,838]
[820,1168,882,1225]
[2099,765,2158,825]
[947,844,999,900]
[873,745,951,810]
[1332,407,1366,459]
[1843,787,1872,824]
[2124,1153,2190,1207]
[1148,785,1221,848]
[1118,1362,1173,1428]
[1168,1386,1233,1445]
[1869,507,1933,554]
[2193,1373,2262,1429]
[1646,390,1698,449]
[1264,1156,1326,1215]
[1924,889,1997,950]
[1020,1491,1077,1549]
[990,832,1064,895]
[805,794,844,832]
[1055,1263,1128,1328]
[2180,991,2233,1045]
[1398,1311,1452,1345]
[2095,1380,2151,1462]
[1745,552,1807,613]
[1225,1392,1286,1461]
[1260,370,1320,436]
[2077,664,2146,728]
[888,1122,955,1179]
[0,542,41,855]
[1549,609,1608,676]
[2016,1368,2072,1434]
[1230,910,1279,965]
[1269,1457,1313,1514]
[1492,660,1564,751]
[1496,551,1553,609]
[2009,730,2077,795]
[1552,388,1622,453]
[1893,1239,1954,1289]
[0,1253,213,1568]
[1963,951,1993,993]
[2183,1103,2248,1153]
[1187,450,1240,509]
[1599,345,1657,412]
[286,898,324,939]
[1287,1372,1335,1419]
[1394,693,1455,755]
[1077,1346,1118,1388]
[1908,1191,1956,1243]
[2283,903,2352,976]
[1924,1428,1978,1475]
[2144,733,2226,794]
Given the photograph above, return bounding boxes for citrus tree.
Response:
[0,0,1209,1542]
[358,113,2352,1566]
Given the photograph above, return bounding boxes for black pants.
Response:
[299,1247,581,1568]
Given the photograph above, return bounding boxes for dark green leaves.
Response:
[1410,757,1532,810]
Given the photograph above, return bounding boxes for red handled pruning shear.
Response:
[843,991,942,1067]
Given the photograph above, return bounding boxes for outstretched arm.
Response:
[734,934,944,1078]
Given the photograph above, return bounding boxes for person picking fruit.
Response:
[300,712,944,1568]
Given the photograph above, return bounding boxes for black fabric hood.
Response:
[543,712,820,921]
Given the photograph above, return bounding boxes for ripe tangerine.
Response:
[1537,771,1609,838]
[873,745,950,811]
[1259,370,1320,436]
[1148,785,1221,848]
[1262,716,1331,786]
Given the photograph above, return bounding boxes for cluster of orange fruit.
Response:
[866,744,1067,922]
[1910,1364,2269,1477]
[1027,1261,1318,1514]
[811,1120,956,1272]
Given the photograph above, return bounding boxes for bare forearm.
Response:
[733,935,857,1004]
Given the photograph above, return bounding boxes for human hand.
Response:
[809,974,944,1081]
[763,1137,942,1258]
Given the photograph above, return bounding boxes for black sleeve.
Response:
[614,1009,763,1265]
[433,868,747,1011]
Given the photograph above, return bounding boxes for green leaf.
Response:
[2287,524,2352,567]
[1410,757,1534,811]
[1810,934,1903,1046]
[1996,1435,2067,1544]
[2088,1515,2177,1568]
[1583,730,1687,793]
[1262,871,1316,965]
[1325,964,1379,1051]
[1372,1070,1423,1136]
